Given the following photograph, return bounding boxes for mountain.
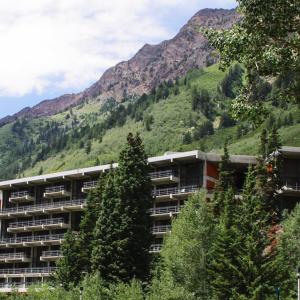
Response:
[0,8,238,125]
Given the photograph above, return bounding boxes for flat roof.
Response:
[0,150,256,190]
[280,146,300,158]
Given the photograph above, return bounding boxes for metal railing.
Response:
[8,218,66,229]
[153,185,199,197]
[41,250,62,257]
[44,186,66,193]
[83,181,97,189]
[149,205,183,215]
[283,182,300,191]
[150,244,163,252]
[152,225,172,233]
[10,191,30,199]
[0,282,37,288]
[149,170,178,179]
[0,233,65,245]
[0,253,29,260]
[0,199,86,215]
[0,267,56,275]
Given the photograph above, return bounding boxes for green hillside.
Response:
[0,63,299,180]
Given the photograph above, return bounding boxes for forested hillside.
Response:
[0,63,299,180]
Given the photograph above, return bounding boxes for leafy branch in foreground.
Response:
[203,0,300,123]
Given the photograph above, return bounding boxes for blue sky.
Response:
[0,0,237,118]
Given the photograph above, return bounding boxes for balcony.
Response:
[0,199,87,219]
[0,253,30,263]
[0,267,56,278]
[149,244,162,253]
[82,181,97,193]
[9,191,34,204]
[149,205,184,217]
[0,234,65,248]
[0,282,36,293]
[43,186,71,199]
[152,225,172,236]
[149,170,179,184]
[279,180,300,196]
[40,250,63,262]
[153,185,199,201]
[7,218,69,233]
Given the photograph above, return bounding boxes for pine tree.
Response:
[55,230,84,289]
[91,171,124,282]
[212,143,234,215]
[91,133,153,283]
[209,189,238,299]
[268,126,281,154]
[78,175,106,274]
[259,128,268,158]
[210,169,280,299]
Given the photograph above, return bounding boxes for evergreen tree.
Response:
[182,132,192,144]
[268,126,281,155]
[212,143,234,215]
[259,128,268,158]
[91,133,153,283]
[85,140,92,154]
[209,189,238,299]
[55,231,84,289]
[210,169,280,299]
[216,142,234,192]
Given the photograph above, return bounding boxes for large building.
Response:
[0,147,298,292]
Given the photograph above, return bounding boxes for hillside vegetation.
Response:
[0,63,299,180]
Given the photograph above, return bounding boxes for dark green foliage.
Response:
[191,87,213,119]
[220,64,244,99]
[38,166,43,175]
[268,127,281,155]
[216,143,234,191]
[182,132,192,144]
[55,231,84,289]
[210,168,280,299]
[193,121,214,140]
[143,114,154,131]
[91,133,153,283]
[276,204,300,298]
[259,129,268,158]
[218,112,236,129]
[85,140,92,154]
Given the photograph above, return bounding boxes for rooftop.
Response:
[0,150,257,189]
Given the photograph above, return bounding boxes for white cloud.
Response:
[0,0,236,97]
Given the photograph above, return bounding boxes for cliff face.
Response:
[0,8,238,125]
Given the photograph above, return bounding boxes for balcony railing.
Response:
[282,182,300,191]
[0,199,86,216]
[0,282,37,289]
[83,181,97,189]
[0,253,29,260]
[149,170,178,179]
[41,250,62,257]
[149,205,184,216]
[0,233,65,246]
[153,185,199,197]
[45,186,65,193]
[149,244,163,253]
[10,191,30,199]
[0,267,56,275]
[8,218,66,229]
[152,225,172,234]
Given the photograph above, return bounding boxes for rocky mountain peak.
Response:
[0,8,238,125]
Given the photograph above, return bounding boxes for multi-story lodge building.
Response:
[0,146,298,292]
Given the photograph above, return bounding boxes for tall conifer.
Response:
[91,133,152,283]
